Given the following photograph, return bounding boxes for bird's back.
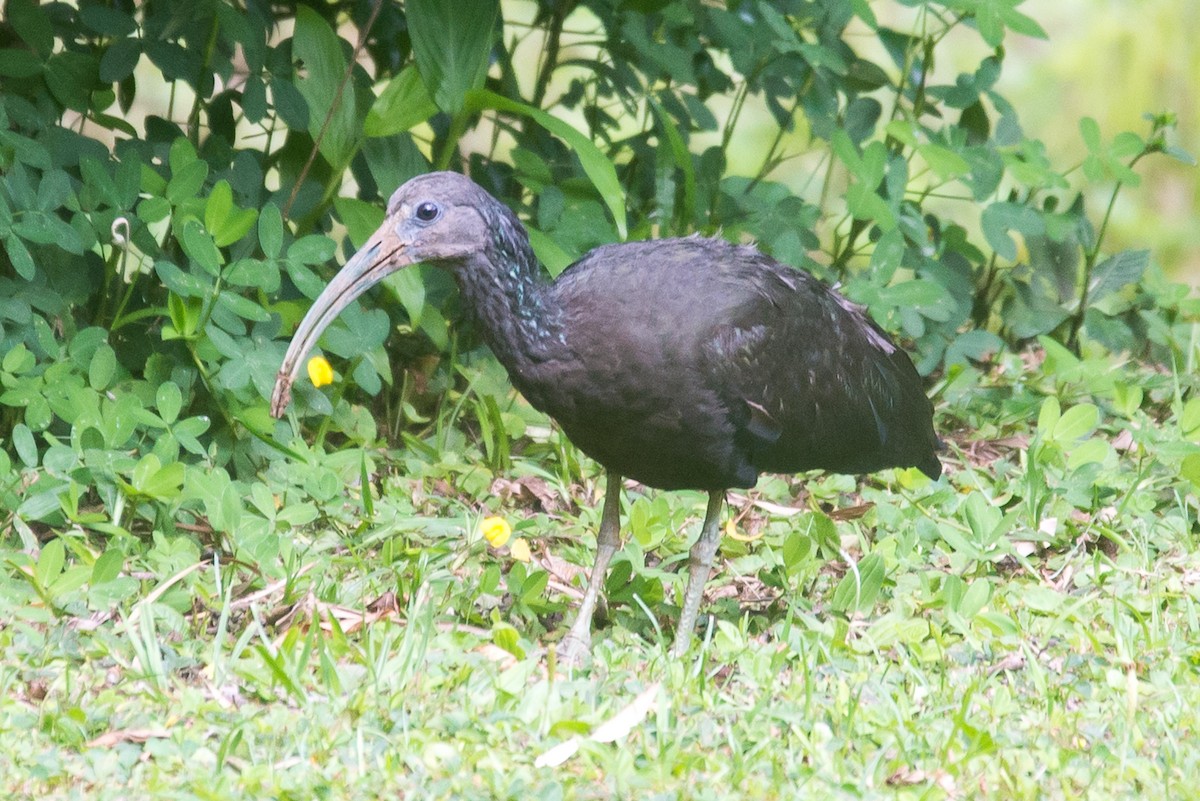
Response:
[511,237,940,490]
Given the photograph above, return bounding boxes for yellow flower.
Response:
[480,516,512,548]
[509,537,531,562]
[307,356,334,387]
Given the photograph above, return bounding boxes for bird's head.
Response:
[269,171,506,417]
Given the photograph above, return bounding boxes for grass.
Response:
[3,343,1200,799]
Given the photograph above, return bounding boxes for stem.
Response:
[187,14,221,144]
[1067,149,1150,351]
[434,112,470,171]
[281,0,384,222]
[531,1,571,108]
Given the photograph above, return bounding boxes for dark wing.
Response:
[702,258,941,480]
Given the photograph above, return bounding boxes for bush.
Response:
[0,0,1192,546]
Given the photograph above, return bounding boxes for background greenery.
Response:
[1,0,1198,797]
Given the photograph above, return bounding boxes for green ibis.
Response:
[270,171,941,662]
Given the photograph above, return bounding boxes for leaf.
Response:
[156,382,182,424]
[4,235,35,279]
[407,0,498,115]
[35,538,65,588]
[259,202,283,259]
[365,65,438,137]
[205,180,258,247]
[831,553,885,613]
[293,6,359,170]
[981,201,1044,261]
[332,197,384,246]
[89,344,117,390]
[12,422,37,467]
[467,90,627,238]
[91,548,125,586]
[12,211,84,254]
[1088,249,1148,304]
[179,220,224,276]
[1052,403,1099,443]
[166,159,209,205]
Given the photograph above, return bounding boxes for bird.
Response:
[270,171,941,663]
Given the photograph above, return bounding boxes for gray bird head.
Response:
[270,171,507,416]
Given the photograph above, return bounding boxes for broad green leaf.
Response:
[179,220,223,276]
[365,65,438,137]
[293,6,359,170]
[407,0,498,115]
[12,211,84,254]
[259,202,283,259]
[166,159,208,205]
[526,227,574,277]
[35,538,65,588]
[981,201,1044,261]
[156,381,182,424]
[91,548,125,586]
[467,90,626,238]
[12,423,37,467]
[1052,403,1099,443]
[156,260,214,298]
[831,553,885,613]
[332,196,384,246]
[89,344,116,390]
[4,236,35,279]
[1182,398,1200,439]
[1036,396,1061,438]
[1067,438,1111,471]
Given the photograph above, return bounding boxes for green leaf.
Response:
[35,538,65,588]
[0,49,42,78]
[13,211,84,254]
[91,548,125,586]
[4,236,35,280]
[467,89,626,238]
[225,259,279,292]
[293,6,359,170]
[166,159,209,205]
[365,65,438,137]
[963,492,1002,544]
[156,259,214,298]
[831,553,885,613]
[157,382,183,425]
[179,220,224,276]
[332,197,384,246]
[981,201,1044,261]
[407,0,498,115]
[131,453,184,500]
[1051,403,1099,443]
[99,37,141,83]
[204,181,258,248]
[12,422,37,467]
[1035,395,1061,438]
[1088,249,1148,304]
[89,344,117,390]
[1067,438,1110,471]
[8,0,53,58]
[259,202,283,259]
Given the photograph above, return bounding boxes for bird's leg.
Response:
[558,472,623,667]
[670,490,725,658]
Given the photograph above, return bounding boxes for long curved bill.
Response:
[270,223,414,418]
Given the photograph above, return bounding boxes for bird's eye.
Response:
[414,201,440,223]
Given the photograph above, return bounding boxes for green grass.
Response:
[4,344,1200,799]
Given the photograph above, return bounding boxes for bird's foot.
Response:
[556,631,592,670]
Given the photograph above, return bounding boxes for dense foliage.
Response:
[0,0,1191,534]
[5,1,1200,796]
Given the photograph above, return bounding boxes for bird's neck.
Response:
[455,228,564,369]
